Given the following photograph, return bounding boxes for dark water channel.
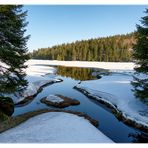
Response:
[13,66,148,143]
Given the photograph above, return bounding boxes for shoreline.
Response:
[0,109,98,134]
[74,86,148,132]
[26,59,135,71]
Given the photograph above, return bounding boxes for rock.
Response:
[40,94,80,108]
[115,112,123,121]
[0,97,14,116]
[97,75,102,79]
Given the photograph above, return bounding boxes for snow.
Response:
[46,95,64,103]
[0,60,10,75]
[12,79,56,104]
[0,112,113,143]
[5,62,60,104]
[76,73,148,128]
[25,65,56,76]
[1,59,147,142]
[0,60,9,68]
[26,59,135,71]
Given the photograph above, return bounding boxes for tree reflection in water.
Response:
[57,66,99,81]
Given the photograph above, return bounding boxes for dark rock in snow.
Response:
[0,97,14,116]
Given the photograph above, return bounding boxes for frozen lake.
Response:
[13,64,148,143]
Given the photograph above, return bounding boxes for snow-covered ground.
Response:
[0,112,113,143]
[26,59,135,71]
[7,62,60,104]
[1,59,147,142]
[76,73,148,128]
[25,64,56,77]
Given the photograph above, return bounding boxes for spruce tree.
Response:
[0,5,30,95]
[132,9,148,103]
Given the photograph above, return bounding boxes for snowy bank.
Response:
[13,78,62,104]
[26,59,135,71]
[75,73,148,131]
[6,63,61,104]
[0,112,113,143]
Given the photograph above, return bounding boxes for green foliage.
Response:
[132,9,148,103]
[0,5,30,94]
[32,33,135,62]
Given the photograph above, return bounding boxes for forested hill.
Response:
[31,33,136,62]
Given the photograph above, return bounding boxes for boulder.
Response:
[40,94,80,108]
[0,97,14,116]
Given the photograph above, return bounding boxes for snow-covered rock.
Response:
[75,73,148,129]
[40,94,80,108]
[0,112,113,143]
[46,95,64,103]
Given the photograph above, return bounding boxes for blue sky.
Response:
[24,5,148,51]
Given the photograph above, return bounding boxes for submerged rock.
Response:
[0,97,14,116]
[40,94,80,108]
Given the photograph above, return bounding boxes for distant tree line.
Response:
[31,33,135,62]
